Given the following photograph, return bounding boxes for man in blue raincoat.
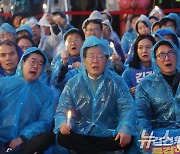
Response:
[54,36,136,153]
[0,40,23,77]
[135,40,180,153]
[0,47,55,153]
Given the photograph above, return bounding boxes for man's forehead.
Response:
[0,49,16,54]
[28,53,44,61]
[0,32,13,35]
[87,22,100,27]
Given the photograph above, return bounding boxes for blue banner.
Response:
[132,68,153,86]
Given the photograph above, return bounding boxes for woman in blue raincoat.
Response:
[0,47,55,153]
[135,40,180,153]
[54,36,136,153]
[122,34,156,97]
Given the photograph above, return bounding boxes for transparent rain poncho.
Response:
[135,40,180,135]
[0,47,55,142]
[54,36,136,137]
[152,27,179,48]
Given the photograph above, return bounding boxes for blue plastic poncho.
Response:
[121,28,137,54]
[16,24,33,38]
[152,27,179,48]
[160,13,180,36]
[54,36,136,137]
[0,47,55,142]
[135,40,180,135]
[0,23,16,34]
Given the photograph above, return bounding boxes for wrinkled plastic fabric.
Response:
[135,40,180,135]
[10,0,31,14]
[16,24,33,38]
[121,28,137,54]
[160,13,180,37]
[152,27,179,48]
[38,30,63,60]
[54,36,136,137]
[0,23,16,34]
[25,18,63,59]
[50,54,81,88]
[0,47,55,143]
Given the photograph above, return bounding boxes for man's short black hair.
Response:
[23,50,46,65]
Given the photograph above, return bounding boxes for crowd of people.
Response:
[0,5,180,154]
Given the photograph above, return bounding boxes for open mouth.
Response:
[142,55,148,58]
[71,47,77,50]
[165,63,172,67]
[29,70,36,75]
[6,63,13,66]
[92,66,99,69]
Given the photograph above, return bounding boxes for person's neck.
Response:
[88,74,102,80]
[63,22,68,29]
[70,55,80,59]
[33,37,41,45]
[142,61,151,68]
[5,69,16,75]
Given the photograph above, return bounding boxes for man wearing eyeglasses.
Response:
[0,47,55,154]
[135,40,180,153]
[83,19,103,39]
[50,28,85,94]
[54,36,136,153]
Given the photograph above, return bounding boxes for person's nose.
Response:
[92,56,98,62]
[142,47,147,53]
[33,62,38,68]
[3,35,8,41]
[164,54,170,60]
[5,54,11,60]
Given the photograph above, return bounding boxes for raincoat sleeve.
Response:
[47,27,63,48]
[19,89,55,140]
[121,29,136,55]
[39,27,63,59]
[125,42,135,64]
[54,81,75,134]
[114,76,137,136]
[135,79,152,135]
[122,67,133,88]
[115,63,127,76]
[121,32,131,54]
[47,25,63,48]
[53,68,80,92]
[50,55,63,85]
